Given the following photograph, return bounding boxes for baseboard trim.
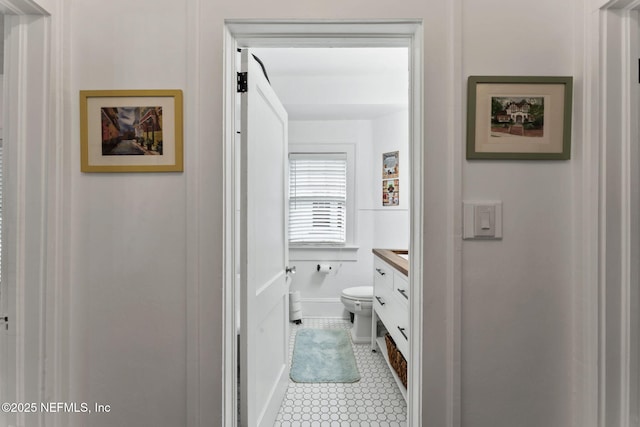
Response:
[299,298,347,319]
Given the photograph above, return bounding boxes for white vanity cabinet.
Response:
[371,251,409,399]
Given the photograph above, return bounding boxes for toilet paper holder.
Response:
[316,264,332,273]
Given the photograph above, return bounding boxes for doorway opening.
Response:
[223,20,424,427]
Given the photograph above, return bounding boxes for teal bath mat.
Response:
[290,328,361,383]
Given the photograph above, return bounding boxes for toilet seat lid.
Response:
[342,286,373,299]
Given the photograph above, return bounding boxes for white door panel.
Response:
[239,49,289,427]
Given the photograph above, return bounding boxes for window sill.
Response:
[289,245,359,261]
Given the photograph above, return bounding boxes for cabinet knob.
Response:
[397,288,408,299]
[375,296,386,306]
[376,268,386,276]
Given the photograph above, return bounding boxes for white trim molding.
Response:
[42,1,71,427]
[628,11,640,427]
[297,298,345,319]
[0,2,67,427]
[0,0,47,15]
[577,3,603,427]
[584,2,640,426]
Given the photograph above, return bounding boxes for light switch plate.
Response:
[463,201,503,240]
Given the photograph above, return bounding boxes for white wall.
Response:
[461,0,575,426]
[288,120,376,317]
[58,1,582,427]
[68,1,189,425]
[372,109,410,249]
[287,114,410,317]
[281,74,410,317]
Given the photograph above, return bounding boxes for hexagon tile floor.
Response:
[273,317,407,427]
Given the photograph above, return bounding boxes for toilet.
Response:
[340,286,374,344]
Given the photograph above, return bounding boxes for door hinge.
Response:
[237,72,248,93]
[0,316,8,331]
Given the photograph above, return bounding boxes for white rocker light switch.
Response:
[463,201,503,240]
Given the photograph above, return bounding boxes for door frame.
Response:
[222,20,427,427]
[582,1,640,426]
[0,1,69,427]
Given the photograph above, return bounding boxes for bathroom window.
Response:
[289,152,347,244]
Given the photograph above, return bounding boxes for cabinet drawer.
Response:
[373,285,393,324]
[374,258,393,291]
[375,293,409,358]
[394,272,409,304]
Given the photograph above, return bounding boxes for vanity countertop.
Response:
[372,249,408,276]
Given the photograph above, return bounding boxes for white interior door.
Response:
[239,49,290,427]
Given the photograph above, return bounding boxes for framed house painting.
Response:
[466,76,573,160]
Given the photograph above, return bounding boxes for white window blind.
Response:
[289,153,347,244]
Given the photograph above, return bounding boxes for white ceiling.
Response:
[251,47,409,77]
[250,47,409,120]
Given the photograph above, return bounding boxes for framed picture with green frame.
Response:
[466,76,573,160]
